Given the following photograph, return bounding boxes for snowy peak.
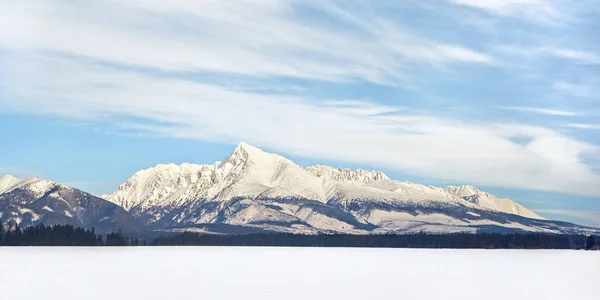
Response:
[304,165,389,184]
[215,142,327,202]
[234,142,266,157]
[223,142,288,167]
[0,175,22,194]
[0,174,20,182]
[0,175,63,197]
[445,185,482,198]
[445,185,543,220]
[106,162,212,211]
[21,178,61,197]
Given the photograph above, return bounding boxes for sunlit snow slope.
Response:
[103,143,597,235]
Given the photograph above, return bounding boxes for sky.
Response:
[0,0,599,227]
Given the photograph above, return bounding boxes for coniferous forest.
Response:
[1,223,598,249]
[0,224,141,246]
[148,231,599,249]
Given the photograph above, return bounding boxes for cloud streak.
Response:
[552,49,600,65]
[502,107,579,116]
[0,0,493,86]
[565,124,600,130]
[447,0,564,23]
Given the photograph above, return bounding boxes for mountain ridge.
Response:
[101,142,596,235]
[2,142,596,235]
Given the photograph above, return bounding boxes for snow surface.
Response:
[0,247,597,300]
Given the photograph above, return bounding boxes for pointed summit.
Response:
[224,142,284,167]
[233,142,267,156]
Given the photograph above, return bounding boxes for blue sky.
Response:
[0,0,599,226]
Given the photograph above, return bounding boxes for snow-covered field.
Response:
[1,247,598,300]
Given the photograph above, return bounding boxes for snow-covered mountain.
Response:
[444,185,541,219]
[103,142,597,235]
[0,175,140,233]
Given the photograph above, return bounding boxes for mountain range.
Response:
[1,142,597,235]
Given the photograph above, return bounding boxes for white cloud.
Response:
[493,47,600,95]
[565,124,600,130]
[502,107,579,116]
[552,49,600,65]
[0,0,492,86]
[450,0,545,12]
[3,54,600,197]
[496,46,600,64]
[447,0,563,22]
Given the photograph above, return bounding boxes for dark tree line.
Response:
[1,223,597,249]
[586,235,598,250]
[150,232,600,250]
[0,224,141,246]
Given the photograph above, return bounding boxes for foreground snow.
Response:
[1,247,597,300]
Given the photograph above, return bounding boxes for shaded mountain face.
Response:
[0,175,140,233]
[103,143,598,235]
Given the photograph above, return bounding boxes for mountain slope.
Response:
[445,185,542,219]
[0,175,24,194]
[0,176,140,233]
[103,142,597,235]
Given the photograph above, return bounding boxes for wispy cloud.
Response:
[449,0,550,12]
[447,0,564,22]
[493,45,600,102]
[502,107,579,116]
[565,124,600,130]
[552,49,600,65]
[0,0,493,86]
[534,209,600,227]
[3,54,600,197]
[496,46,600,64]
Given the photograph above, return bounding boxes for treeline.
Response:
[0,224,142,246]
[1,223,598,249]
[150,232,599,249]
